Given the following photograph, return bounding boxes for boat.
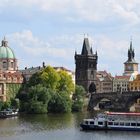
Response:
[0,109,19,118]
[80,112,140,131]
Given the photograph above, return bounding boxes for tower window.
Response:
[11,62,14,68]
[3,62,7,68]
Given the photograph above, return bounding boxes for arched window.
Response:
[11,62,14,68]
[89,82,96,93]
[3,62,7,68]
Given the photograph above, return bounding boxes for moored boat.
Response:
[0,109,18,118]
[80,112,140,131]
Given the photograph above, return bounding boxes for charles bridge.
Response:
[88,91,140,111]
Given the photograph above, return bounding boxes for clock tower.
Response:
[123,40,138,76]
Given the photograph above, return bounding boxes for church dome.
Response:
[0,38,15,59]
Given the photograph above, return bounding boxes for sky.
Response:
[1,0,140,76]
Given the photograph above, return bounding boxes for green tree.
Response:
[11,98,20,109]
[72,85,85,112]
[0,101,4,111]
[28,72,42,87]
[48,91,72,113]
[19,66,78,114]
[40,66,60,90]
[22,84,51,113]
[57,70,74,94]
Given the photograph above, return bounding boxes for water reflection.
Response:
[0,111,140,140]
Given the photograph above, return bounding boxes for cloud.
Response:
[5,29,134,75]
[0,0,140,25]
[7,30,72,58]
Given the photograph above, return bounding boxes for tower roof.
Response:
[81,38,93,55]
[124,40,137,64]
[0,37,15,59]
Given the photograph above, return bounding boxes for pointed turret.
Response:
[128,40,135,61]
[81,38,92,55]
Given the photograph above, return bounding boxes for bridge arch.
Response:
[89,82,96,93]
[125,96,140,111]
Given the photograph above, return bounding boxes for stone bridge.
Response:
[88,91,140,111]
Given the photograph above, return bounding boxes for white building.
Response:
[113,75,130,92]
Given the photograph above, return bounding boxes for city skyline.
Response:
[1,0,140,75]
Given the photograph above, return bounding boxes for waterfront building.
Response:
[129,74,140,91]
[21,64,75,84]
[75,38,98,93]
[96,71,113,93]
[113,75,130,92]
[0,38,23,101]
[123,40,138,76]
[21,64,44,83]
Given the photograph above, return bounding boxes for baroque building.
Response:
[123,40,138,76]
[75,38,98,93]
[0,38,23,102]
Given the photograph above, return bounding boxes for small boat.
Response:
[0,109,19,118]
[80,112,140,131]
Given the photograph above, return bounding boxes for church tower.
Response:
[75,38,98,93]
[123,40,138,76]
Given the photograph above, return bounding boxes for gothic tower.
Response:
[123,40,138,76]
[75,38,98,93]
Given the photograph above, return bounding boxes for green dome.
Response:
[0,39,15,59]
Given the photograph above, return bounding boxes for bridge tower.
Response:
[124,40,138,76]
[75,37,98,93]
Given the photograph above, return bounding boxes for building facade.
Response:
[123,40,138,76]
[113,75,130,92]
[96,71,113,93]
[129,74,140,91]
[75,38,98,93]
[0,38,23,102]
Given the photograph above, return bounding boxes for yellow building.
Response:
[129,74,140,91]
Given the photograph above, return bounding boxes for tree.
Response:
[0,101,4,111]
[57,70,74,94]
[21,84,51,113]
[48,91,72,113]
[72,85,85,112]
[19,66,79,114]
[11,98,20,109]
[40,66,60,90]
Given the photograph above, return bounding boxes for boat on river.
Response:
[0,109,18,118]
[80,112,140,131]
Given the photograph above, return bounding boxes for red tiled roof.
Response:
[114,75,130,80]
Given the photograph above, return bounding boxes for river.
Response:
[0,112,140,140]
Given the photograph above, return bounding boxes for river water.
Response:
[0,112,140,140]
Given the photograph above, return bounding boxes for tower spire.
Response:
[81,37,91,55]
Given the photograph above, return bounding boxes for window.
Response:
[125,123,130,126]
[11,62,14,68]
[90,121,94,125]
[120,122,124,126]
[137,123,140,126]
[98,122,103,125]
[131,123,136,126]
[108,122,113,125]
[114,122,119,125]
[3,62,7,68]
